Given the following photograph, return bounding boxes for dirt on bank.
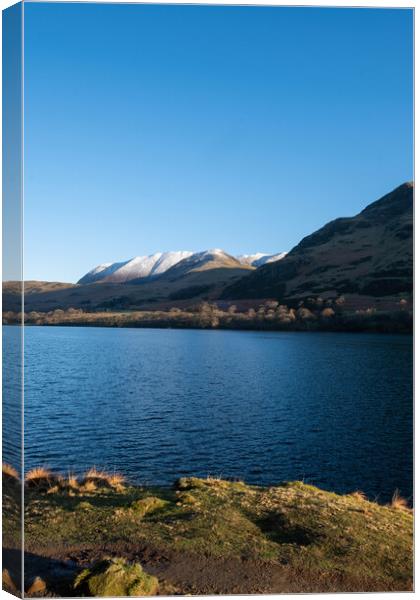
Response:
[5,542,409,597]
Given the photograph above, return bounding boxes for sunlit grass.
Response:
[350,490,368,502]
[390,489,411,511]
[25,466,61,488]
[2,463,19,481]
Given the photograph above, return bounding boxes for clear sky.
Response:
[23,3,413,283]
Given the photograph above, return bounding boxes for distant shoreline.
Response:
[3,308,413,334]
[10,323,414,333]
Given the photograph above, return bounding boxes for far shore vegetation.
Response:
[3,295,413,333]
[3,464,413,596]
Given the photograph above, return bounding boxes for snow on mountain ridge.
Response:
[151,251,195,275]
[78,249,286,284]
[237,252,287,267]
[181,249,233,266]
[78,251,194,284]
[237,253,267,266]
[78,260,132,284]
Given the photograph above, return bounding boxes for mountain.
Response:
[222,182,413,302]
[142,249,255,300]
[237,252,287,267]
[162,249,246,280]
[3,249,257,312]
[78,251,194,284]
[78,249,286,285]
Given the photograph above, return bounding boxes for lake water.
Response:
[4,326,413,501]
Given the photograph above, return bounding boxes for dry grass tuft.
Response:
[26,576,47,595]
[22,467,126,495]
[84,467,109,480]
[80,480,97,493]
[107,472,126,488]
[82,467,126,490]
[2,569,18,594]
[66,473,79,489]
[25,466,52,480]
[25,467,61,488]
[390,490,410,511]
[2,463,19,481]
[350,490,368,502]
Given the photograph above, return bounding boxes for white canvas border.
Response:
[0,2,415,599]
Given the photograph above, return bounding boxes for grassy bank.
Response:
[3,467,413,595]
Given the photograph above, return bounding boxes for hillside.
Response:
[3,249,288,312]
[2,281,77,312]
[222,182,413,303]
[2,251,254,313]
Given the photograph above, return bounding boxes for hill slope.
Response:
[222,182,413,302]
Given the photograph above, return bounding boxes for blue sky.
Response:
[23,3,413,283]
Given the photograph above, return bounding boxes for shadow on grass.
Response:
[256,512,318,546]
[25,485,177,514]
[3,547,78,597]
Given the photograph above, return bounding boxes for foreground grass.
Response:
[3,470,413,595]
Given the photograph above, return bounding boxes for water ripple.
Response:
[2,326,412,501]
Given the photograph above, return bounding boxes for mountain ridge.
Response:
[78,249,287,285]
[2,182,412,315]
[222,182,413,302]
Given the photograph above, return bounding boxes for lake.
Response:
[3,326,413,501]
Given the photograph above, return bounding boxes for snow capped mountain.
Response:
[152,251,195,275]
[237,252,287,267]
[170,249,235,270]
[78,251,193,284]
[78,260,131,284]
[106,251,194,283]
[161,249,245,281]
[78,249,285,285]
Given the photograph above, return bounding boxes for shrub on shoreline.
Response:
[2,295,413,333]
